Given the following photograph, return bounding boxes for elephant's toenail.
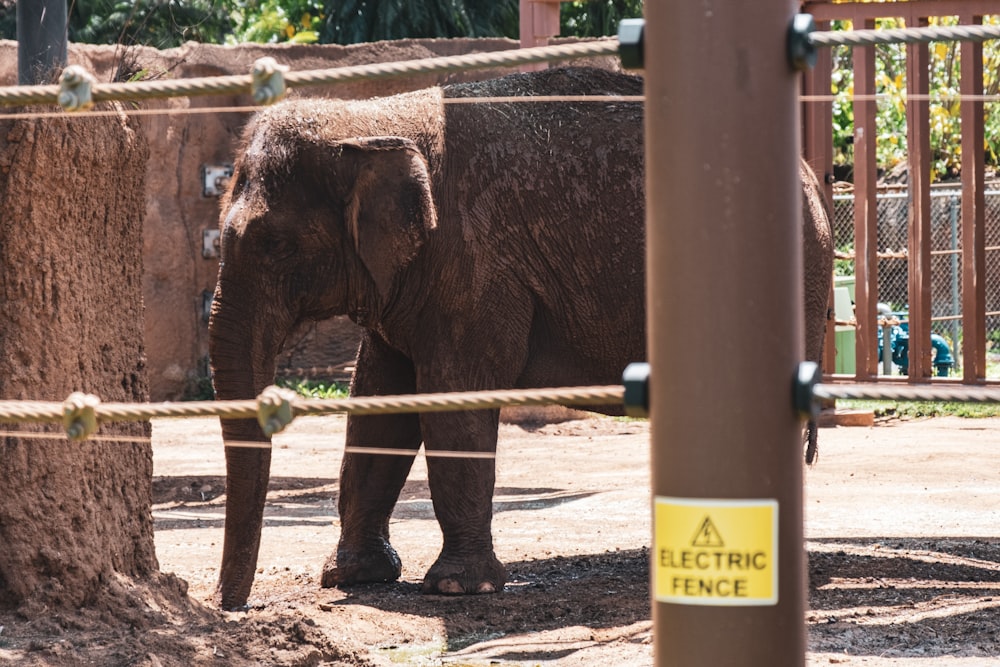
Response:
[476,582,497,593]
[437,579,465,594]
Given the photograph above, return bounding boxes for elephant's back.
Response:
[433,67,646,380]
[444,66,642,99]
[438,67,644,249]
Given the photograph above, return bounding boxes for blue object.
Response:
[877,312,955,377]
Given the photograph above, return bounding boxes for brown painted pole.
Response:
[852,21,879,381]
[645,2,805,665]
[960,13,986,383]
[906,17,933,382]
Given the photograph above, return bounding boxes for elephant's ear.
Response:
[339,136,437,301]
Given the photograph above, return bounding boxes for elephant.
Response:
[208,66,834,609]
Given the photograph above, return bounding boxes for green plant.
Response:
[830,15,1000,182]
[833,243,855,277]
[230,0,324,44]
[560,0,643,38]
[71,0,233,47]
[839,398,1000,419]
[275,377,350,399]
[182,374,216,401]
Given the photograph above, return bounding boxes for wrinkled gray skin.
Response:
[208,67,834,610]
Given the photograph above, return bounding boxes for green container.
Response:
[833,276,856,375]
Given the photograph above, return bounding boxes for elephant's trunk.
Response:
[208,287,289,609]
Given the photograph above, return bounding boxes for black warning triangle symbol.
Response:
[690,516,725,548]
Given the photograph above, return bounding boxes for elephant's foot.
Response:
[421,551,507,595]
[320,540,402,587]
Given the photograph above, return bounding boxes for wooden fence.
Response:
[802,0,998,385]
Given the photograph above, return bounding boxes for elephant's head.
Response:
[208,119,436,608]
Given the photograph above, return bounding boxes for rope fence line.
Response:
[0,94,643,123]
[808,23,1000,49]
[0,429,493,457]
[0,385,626,444]
[813,383,1000,405]
[835,249,909,261]
[2,91,997,123]
[801,93,1000,104]
[0,40,621,110]
[2,19,1000,449]
[4,381,1000,450]
[2,90,999,124]
[0,21,993,114]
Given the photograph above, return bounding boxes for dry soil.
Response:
[2,411,999,665]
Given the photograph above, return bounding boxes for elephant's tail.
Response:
[805,419,819,465]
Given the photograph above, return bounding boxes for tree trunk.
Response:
[0,111,157,610]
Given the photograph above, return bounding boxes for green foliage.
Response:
[69,0,233,47]
[0,0,640,46]
[183,374,216,401]
[181,376,349,401]
[318,0,521,44]
[830,16,1000,181]
[275,377,350,399]
[839,398,1000,419]
[560,0,643,38]
[230,0,324,44]
[0,0,12,40]
[833,243,854,277]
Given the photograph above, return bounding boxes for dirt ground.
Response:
[2,410,1000,665]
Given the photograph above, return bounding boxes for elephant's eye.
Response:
[262,234,297,260]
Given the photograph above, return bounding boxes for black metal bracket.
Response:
[794,361,821,420]
[618,18,645,70]
[788,13,817,71]
[623,362,650,418]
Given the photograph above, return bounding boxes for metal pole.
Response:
[646,2,804,666]
[950,195,961,373]
[853,22,879,381]
[17,0,67,86]
[960,12,986,382]
[906,17,933,382]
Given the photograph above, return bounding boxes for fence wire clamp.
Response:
[622,362,650,418]
[257,385,298,436]
[788,13,817,72]
[251,57,289,105]
[57,66,96,112]
[794,361,821,421]
[62,392,101,441]
[618,18,645,70]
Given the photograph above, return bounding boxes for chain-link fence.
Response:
[831,186,1000,377]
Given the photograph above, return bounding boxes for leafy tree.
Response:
[0,0,232,46]
[229,0,324,44]
[0,0,13,40]
[319,0,515,44]
[560,0,643,38]
[68,0,232,47]
[830,16,1000,181]
[0,1,643,46]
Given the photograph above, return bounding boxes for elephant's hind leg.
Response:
[420,409,506,595]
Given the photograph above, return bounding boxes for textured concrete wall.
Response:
[0,109,156,607]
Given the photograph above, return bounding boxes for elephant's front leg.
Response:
[322,335,422,587]
[421,409,505,595]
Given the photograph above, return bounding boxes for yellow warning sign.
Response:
[654,497,778,606]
